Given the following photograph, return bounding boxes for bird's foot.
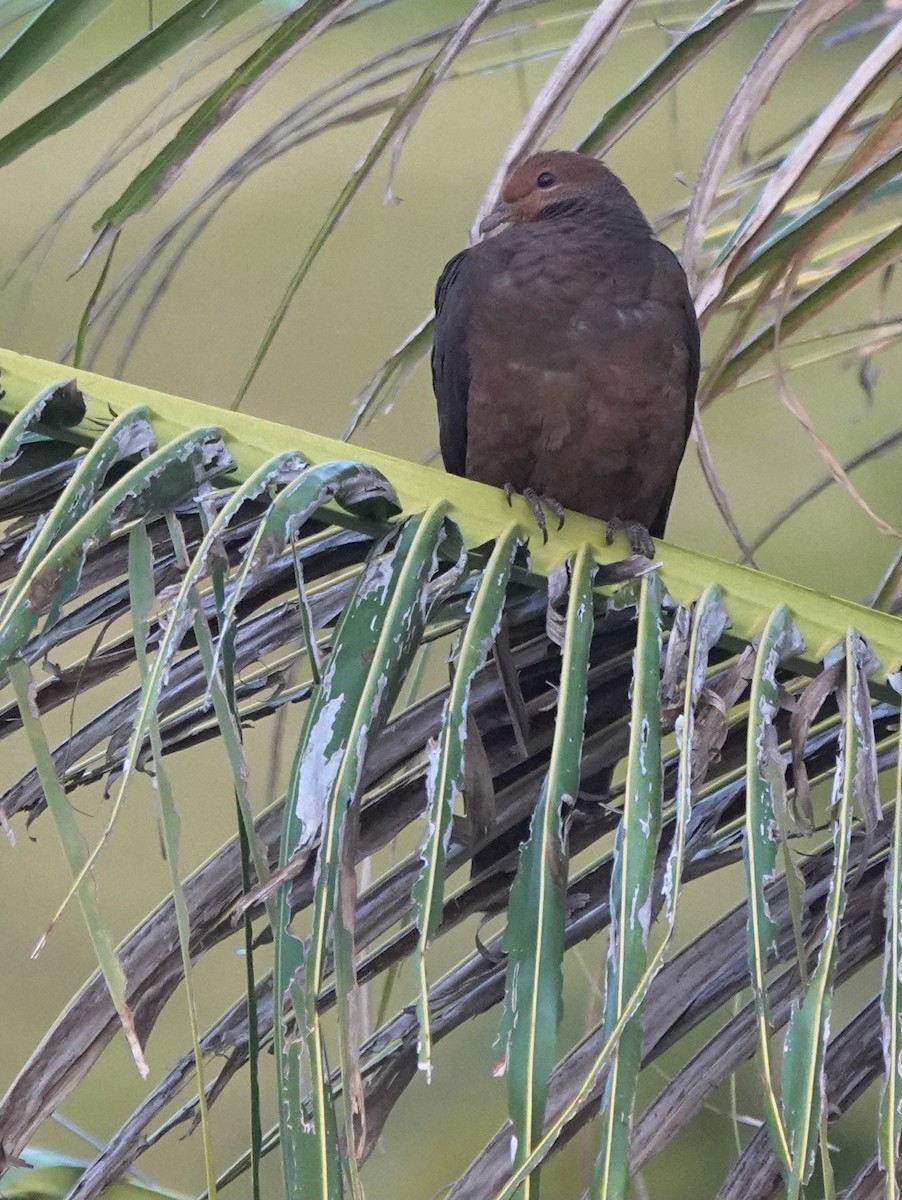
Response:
[503,483,565,543]
[605,517,655,558]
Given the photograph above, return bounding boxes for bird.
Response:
[431,150,700,556]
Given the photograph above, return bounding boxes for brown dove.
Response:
[432,150,700,555]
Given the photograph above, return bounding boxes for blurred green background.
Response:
[0,1,898,1196]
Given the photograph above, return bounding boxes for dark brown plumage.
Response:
[432,150,700,554]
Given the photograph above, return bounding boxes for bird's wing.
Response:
[679,289,701,432]
[647,241,701,537]
[432,248,473,478]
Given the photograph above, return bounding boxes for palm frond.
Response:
[0,349,899,1198]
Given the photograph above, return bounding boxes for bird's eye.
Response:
[536,171,557,189]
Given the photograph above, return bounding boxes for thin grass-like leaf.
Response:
[0,0,48,37]
[383,0,504,193]
[744,604,803,1175]
[880,693,902,1193]
[0,0,259,171]
[0,405,153,621]
[871,546,902,615]
[170,507,293,909]
[414,523,521,1076]
[666,585,730,903]
[780,634,863,1195]
[831,88,902,185]
[344,316,434,442]
[197,498,265,1200]
[696,18,902,311]
[73,229,120,369]
[695,142,902,367]
[731,316,902,387]
[5,657,148,1075]
[501,543,595,1200]
[85,17,579,372]
[66,23,468,365]
[710,145,902,315]
[0,421,229,670]
[231,0,501,408]
[773,368,898,538]
[578,0,759,157]
[127,522,218,1197]
[690,406,759,565]
[593,570,664,1200]
[310,504,456,1184]
[273,503,451,1199]
[0,0,115,105]
[682,0,858,290]
[702,223,902,403]
[0,14,274,294]
[10,436,237,959]
[214,459,397,661]
[90,1,356,254]
[473,0,638,239]
[485,728,716,1195]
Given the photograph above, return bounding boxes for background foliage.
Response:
[0,1,900,1198]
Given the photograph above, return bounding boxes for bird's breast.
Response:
[462,242,691,526]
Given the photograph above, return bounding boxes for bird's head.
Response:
[479,150,638,234]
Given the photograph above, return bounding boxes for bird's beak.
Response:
[479,200,515,235]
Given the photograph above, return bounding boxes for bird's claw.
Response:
[504,484,565,543]
[605,517,655,558]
